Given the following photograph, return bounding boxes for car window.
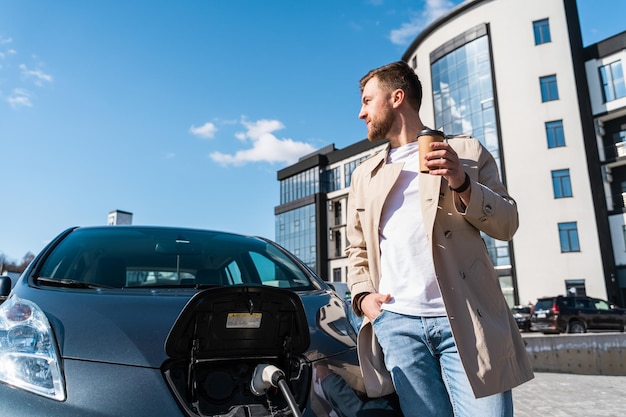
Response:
[225,260,243,284]
[594,299,611,311]
[575,298,592,309]
[533,300,553,311]
[35,227,316,291]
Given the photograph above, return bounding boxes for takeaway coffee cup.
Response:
[417,128,445,173]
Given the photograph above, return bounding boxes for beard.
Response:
[367,106,395,142]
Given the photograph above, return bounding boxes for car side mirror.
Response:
[0,275,12,298]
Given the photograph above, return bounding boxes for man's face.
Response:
[359,77,395,142]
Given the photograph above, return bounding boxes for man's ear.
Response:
[391,89,404,108]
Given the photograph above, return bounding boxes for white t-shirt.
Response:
[378,141,446,317]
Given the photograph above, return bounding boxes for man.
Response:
[346,61,533,416]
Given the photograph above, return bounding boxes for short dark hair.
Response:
[359,61,423,111]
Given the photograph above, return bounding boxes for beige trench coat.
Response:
[346,136,534,399]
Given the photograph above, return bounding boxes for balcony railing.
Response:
[617,142,626,158]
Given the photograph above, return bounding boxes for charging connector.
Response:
[250,364,302,417]
[250,364,284,396]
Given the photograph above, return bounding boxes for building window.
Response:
[546,120,565,148]
[540,75,559,102]
[552,169,572,198]
[565,279,586,296]
[482,234,510,267]
[279,167,319,204]
[334,231,342,257]
[275,204,317,272]
[599,60,626,102]
[323,166,342,193]
[622,225,626,250]
[533,18,551,45]
[332,268,342,282]
[558,222,580,252]
[344,156,368,188]
[333,201,342,226]
[620,181,626,210]
[411,56,417,69]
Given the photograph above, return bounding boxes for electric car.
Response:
[0,226,399,416]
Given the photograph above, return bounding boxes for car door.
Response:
[573,298,595,329]
[592,298,623,330]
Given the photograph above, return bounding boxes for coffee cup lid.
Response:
[417,128,445,138]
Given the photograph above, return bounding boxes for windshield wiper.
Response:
[36,277,115,289]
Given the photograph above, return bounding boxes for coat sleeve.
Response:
[345,165,377,313]
[455,138,519,241]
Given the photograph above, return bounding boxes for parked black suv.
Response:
[531,295,626,334]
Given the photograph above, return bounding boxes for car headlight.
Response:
[0,294,66,401]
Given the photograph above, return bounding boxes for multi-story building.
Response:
[275,141,386,281]
[274,0,626,307]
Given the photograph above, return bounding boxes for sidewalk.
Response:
[513,372,626,417]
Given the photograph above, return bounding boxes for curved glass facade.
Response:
[431,33,510,269]
[432,35,499,161]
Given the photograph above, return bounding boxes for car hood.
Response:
[12,285,352,369]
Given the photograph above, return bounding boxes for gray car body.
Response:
[0,226,360,416]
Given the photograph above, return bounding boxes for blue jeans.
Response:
[372,311,513,417]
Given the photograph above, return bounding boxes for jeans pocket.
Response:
[371,309,387,328]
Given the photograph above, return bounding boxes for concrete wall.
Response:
[524,333,626,375]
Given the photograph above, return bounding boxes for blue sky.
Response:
[1,0,625,263]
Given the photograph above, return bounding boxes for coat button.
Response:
[484,204,493,215]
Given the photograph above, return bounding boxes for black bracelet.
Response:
[450,172,470,193]
[354,292,370,315]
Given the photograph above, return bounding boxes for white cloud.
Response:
[7,88,32,108]
[389,0,456,45]
[238,118,285,140]
[209,117,316,167]
[189,122,218,139]
[19,63,53,86]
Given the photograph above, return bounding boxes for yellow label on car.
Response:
[226,312,262,329]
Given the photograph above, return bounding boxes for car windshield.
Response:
[533,299,553,311]
[35,227,316,290]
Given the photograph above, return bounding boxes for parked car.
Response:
[0,226,399,417]
[531,295,626,334]
[511,305,532,331]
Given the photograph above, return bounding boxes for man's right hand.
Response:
[360,293,392,322]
